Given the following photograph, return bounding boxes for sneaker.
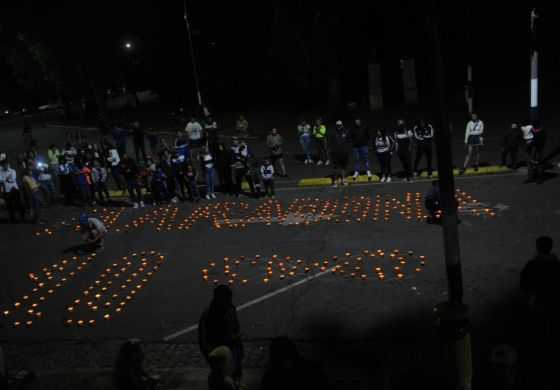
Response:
[352,171,359,180]
[304,159,309,165]
[343,180,349,186]
[133,202,139,209]
[317,160,323,166]
[333,183,338,188]
[171,197,179,204]
[325,160,330,166]
[206,194,211,200]
[140,201,145,207]
[386,176,392,183]
[413,172,419,178]
[367,171,373,181]
[211,193,217,199]
[380,176,386,183]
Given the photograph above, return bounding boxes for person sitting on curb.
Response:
[113,338,159,390]
[208,346,242,390]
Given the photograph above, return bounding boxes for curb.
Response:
[298,165,513,187]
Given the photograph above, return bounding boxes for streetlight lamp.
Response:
[124,41,133,50]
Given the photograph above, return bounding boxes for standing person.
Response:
[105,142,124,191]
[150,164,167,206]
[161,150,179,203]
[48,145,61,191]
[297,120,313,164]
[185,163,200,202]
[235,115,249,139]
[331,121,350,187]
[0,161,25,222]
[58,156,76,205]
[199,285,244,385]
[200,147,217,199]
[266,128,287,177]
[521,121,536,159]
[174,130,190,162]
[185,117,204,165]
[204,116,219,147]
[531,121,546,162]
[413,119,435,177]
[119,154,144,208]
[131,121,147,163]
[520,236,560,335]
[92,160,110,203]
[394,119,414,182]
[146,129,159,157]
[78,162,94,206]
[112,124,128,158]
[312,118,329,166]
[349,118,372,180]
[502,123,523,169]
[214,143,232,195]
[374,129,395,183]
[35,160,56,205]
[460,113,485,174]
[229,137,255,197]
[260,159,275,197]
[22,121,32,148]
[21,169,42,223]
[173,152,189,201]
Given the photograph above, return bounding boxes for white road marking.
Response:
[163,268,332,341]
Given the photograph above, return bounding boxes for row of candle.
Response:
[3,250,164,328]
[3,252,100,328]
[34,207,125,238]
[200,249,428,286]
[64,250,164,327]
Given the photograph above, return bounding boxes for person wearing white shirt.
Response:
[0,161,25,222]
[260,160,275,197]
[185,117,203,145]
[460,113,484,173]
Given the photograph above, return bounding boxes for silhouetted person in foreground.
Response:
[520,236,560,323]
[199,285,244,383]
[208,346,241,390]
[261,337,328,390]
[113,339,158,390]
[518,236,560,390]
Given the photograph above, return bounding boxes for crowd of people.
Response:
[0,112,549,223]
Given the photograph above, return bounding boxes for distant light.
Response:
[4,110,8,115]
[124,42,133,50]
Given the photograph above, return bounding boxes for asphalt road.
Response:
[1,170,557,344]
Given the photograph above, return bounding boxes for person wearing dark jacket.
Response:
[520,236,560,316]
[331,122,350,187]
[260,337,328,390]
[501,123,523,169]
[119,154,144,208]
[349,119,372,180]
[132,121,147,163]
[394,119,414,182]
[199,285,244,383]
[113,339,158,390]
[413,119,434,177]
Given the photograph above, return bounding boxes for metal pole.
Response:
[429,1,472,388]
[183,0,203,110]
[464,5,473,114]
[530,8,539,124]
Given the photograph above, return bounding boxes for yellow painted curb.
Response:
[297,166,512,187]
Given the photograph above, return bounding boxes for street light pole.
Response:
[464,4,473,114]
[429,1,472,389]
[529,8,539,124]
[183,0,204,112]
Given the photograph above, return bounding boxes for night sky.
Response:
[1,1,556,111]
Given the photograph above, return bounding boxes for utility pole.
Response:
[183,0,204,114]
[429,1,472,389]
[464,5,473,114]
[529,8,539,124]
